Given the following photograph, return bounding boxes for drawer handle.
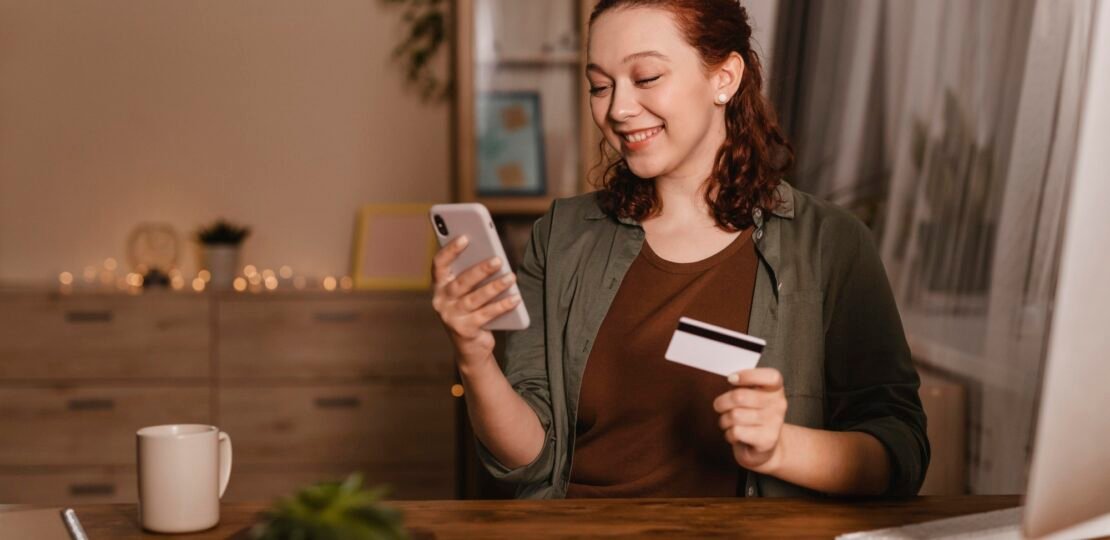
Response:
[312,311,359,323]
[69,483,116,497]
[65,310,114,323]
[314,396,361,409]
[67,398,115,411]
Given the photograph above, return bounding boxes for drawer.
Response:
[218,295,453,380]
[0,467,136,504]
[0,386,212,465]
[224,463,454,502]
[0,292,210,379]
[219,383,456,467]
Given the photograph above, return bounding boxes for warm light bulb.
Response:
[264,276,278,290]
[197,269,212,282]
[192,277,205,292]
[248,273,262,285]
[450,384,465,398]
[262,268,275,280]
[322,276,337,291]
[171,276,186,290]
[104,258,118,271]
[59,272,74,286]
[279,266,293,279]
[243,264,258,277]
[233,277,247,292]
[339,276,353,291]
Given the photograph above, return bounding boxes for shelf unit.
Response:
[454,0,601,216]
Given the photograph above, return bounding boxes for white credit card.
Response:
[664,316,766,377]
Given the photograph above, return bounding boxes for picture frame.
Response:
[475,91,547,197]
[350,203,438,290]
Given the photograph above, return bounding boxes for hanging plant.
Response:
[384,0,451,101]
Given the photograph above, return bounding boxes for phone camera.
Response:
[433,215,449,236]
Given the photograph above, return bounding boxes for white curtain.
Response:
[778,0,1098,493]
[881,0,1096,494]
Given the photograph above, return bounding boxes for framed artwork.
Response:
[351,204,438,290]
[455,0,599,216]
[475,91,546,197]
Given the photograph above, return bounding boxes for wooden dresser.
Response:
[0,287,456,505]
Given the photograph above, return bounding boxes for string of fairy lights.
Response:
[55,259,464,398]
[57,259,355,294]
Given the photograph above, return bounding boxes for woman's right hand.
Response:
[431,236,522,371]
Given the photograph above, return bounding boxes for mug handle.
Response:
[218,431,233,498]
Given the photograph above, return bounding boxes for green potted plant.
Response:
[250,473,407,540]
[196,219,250,289]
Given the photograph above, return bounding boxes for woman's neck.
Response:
[649,120,728,230]
[651,172,714,228]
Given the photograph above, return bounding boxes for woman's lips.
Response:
[619,126,663,152]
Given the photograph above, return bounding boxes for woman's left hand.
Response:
[713,367,788,473]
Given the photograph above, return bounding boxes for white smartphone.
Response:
[430,203,530,331]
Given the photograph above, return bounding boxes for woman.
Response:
[432,0,928,499]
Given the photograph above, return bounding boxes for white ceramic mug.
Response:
[136,424,232,533]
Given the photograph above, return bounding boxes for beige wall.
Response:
[0,0,450,283]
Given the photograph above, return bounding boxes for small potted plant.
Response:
[196,219,250,289]
[250,473,407,540]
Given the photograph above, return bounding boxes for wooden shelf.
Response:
[455,0,597,215]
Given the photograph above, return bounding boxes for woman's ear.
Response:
[713,52,746,104]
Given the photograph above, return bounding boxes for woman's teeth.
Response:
[622,127,662,143]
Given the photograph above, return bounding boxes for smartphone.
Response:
[430,203,530,330]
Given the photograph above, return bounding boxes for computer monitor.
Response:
[1022,3,1110,536]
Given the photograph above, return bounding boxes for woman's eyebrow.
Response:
[586,50,669,75]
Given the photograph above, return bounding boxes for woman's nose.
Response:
[608,85,641,123]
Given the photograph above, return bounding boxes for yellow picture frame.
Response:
[351,203,438,290]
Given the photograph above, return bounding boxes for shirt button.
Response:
[747,486,755,496]
[754,229,764,241]
[753,208,763,220]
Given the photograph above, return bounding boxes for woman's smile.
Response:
[618,125,664,152]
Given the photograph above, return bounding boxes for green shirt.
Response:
[477,181,930,498]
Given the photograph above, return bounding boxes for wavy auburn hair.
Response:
[589,0,793,230]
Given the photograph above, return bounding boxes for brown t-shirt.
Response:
[566,227,759,498]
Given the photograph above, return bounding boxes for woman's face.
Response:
[587,7,737,181]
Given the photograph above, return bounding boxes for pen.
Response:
[60,508,89,540]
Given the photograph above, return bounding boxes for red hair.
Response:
[589,0,793,230]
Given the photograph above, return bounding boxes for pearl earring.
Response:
[717,93,728,104]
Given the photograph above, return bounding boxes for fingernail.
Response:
[488,257,502,269]
[501,273,515,284]
[727,373,740,384]
[456,236,468,246]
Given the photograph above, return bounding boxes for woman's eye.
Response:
[636,75,662,86]
[589,85,611,96]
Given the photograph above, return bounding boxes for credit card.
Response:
[664,316,765,377]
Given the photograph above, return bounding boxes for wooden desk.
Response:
[72,496,1021,539]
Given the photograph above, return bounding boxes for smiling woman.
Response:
[585,0,792,232]
[430,0,928,501]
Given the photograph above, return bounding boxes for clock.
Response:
[127,223,180,274]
